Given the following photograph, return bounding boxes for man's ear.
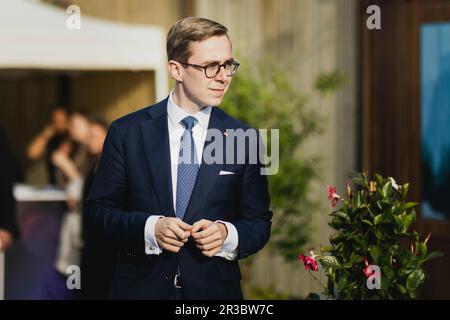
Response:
[168,60,183,82]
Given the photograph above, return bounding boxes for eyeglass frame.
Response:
[176,60,240,78]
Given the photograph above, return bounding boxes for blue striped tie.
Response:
[175,116,199,220]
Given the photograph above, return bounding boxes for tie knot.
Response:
[181,116,197,131]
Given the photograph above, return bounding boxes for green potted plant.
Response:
[299,172,443,299]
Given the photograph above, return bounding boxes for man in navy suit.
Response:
[85,17,272,300]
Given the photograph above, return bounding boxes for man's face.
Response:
[179,35,233,108]
[52,109,68,133]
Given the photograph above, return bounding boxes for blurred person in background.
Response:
[43,111,95,300]
[26,106,70,186]
[79,117,117,300]
[52,111,95,209]
[0,127,19,252]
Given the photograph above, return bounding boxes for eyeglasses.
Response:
[177,60,240,78]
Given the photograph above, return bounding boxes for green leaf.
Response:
[320,256,340,269]
[306,293,321,300]
[362,219,373,227]
[374,173,384,186]
[381,276,391,290]
[384,268,396,280]
[417,242,427,258]
[382,180,392,198]
[342,262,354,268]
[353,236,367,248]
[402,183,410,198]
[337,273,349,290]
[376,201,383,210]
[374,214,383,225]
[426,251,444,260]
[406,269,425,291]
[370,247,381,264]
[403,202,419,210]
[353,191,361,209]
[330,211,349,220]
[350,254,363,263]
[396,284,407,295]
[349,171,368,188]
[403,210,416,231]
[320,246,333,253]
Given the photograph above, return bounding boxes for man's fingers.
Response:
[160,242,182,253]
[156,218,192,240]
[191,223,219,240]
[177,219,193,231]
[167,219,192,239]
[196,239,222,251]
[192,227,214,239]
[168,223,189,240]
[190,219,211,233]
[194,232,222,245]
[161,229,178,240]
[201,247,221,257]
[161,235,185,247]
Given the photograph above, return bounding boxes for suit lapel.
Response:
[140,98,175,217]
[183,107,227,224]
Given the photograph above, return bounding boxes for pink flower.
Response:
[327,185,341,208]
[298,254,319,271]
[363,257,372,278]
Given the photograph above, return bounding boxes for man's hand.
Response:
[0,229,13,252]
[155,217,192,253]
[191,219,228,257]
[42,125,55,140]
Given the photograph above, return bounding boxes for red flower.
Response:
[327,185,341,208]
[363,266,373,278]
[298,254,319,271]
[362,257,379,278]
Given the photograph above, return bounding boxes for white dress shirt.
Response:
[144,91,239,260]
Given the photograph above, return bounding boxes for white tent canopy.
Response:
[0,0,168,100]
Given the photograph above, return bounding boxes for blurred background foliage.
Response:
[221,56,347,264]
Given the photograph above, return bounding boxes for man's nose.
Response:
[214,65,228,82]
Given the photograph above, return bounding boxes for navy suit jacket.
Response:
[85,98,272,299]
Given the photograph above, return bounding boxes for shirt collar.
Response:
[167,90,211,129]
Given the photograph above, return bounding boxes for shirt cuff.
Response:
[144,215,164,255]
[215,220,239,260]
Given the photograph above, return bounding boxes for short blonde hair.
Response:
[167,17,229,62]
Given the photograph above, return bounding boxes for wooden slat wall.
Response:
[195,0,360,298]
[47,0,186,30]
[70,71,155,124]
[0,74,59,184]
